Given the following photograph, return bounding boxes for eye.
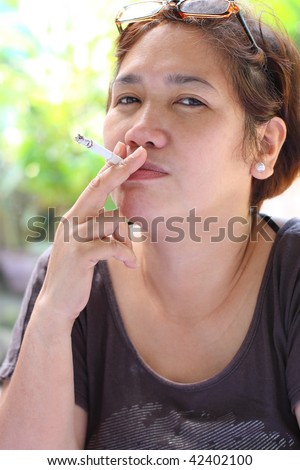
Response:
[177,97,205,106]
[117,96,140,105]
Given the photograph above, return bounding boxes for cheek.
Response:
[102,112,115,148]
[103,111,128,149]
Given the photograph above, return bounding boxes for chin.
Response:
[112,188,166,226]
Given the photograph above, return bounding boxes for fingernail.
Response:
[114,141,123,155]
[125,258,139,269]
[132,146,145,158]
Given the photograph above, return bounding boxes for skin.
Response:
[0,22,297,449]
[103,22,286,339]
[105,25,252,225]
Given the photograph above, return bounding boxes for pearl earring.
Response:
[255,162,266,173]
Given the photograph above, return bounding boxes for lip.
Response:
[127,162,169,181]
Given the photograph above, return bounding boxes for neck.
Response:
[132,210,254,320]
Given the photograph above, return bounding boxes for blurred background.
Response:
[0,0,300,362]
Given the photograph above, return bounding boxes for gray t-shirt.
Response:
[1,218,300,449]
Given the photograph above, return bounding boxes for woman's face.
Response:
[103,22,253,222]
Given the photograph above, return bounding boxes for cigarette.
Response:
[75,134,123,165]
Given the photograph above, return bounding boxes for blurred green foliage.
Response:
[0,0,120,249]
[0,0,299,250]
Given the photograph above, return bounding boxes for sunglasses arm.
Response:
[236,11,260,53]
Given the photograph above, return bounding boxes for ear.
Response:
[251,117,287,180]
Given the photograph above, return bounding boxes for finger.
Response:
[84,237,138,269]
[98,146,147,195]
[69,209,127,242]
[113,216,132,248]
[69,145,147,222]
[99,141,127,174]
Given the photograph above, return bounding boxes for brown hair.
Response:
[109,5,300,208]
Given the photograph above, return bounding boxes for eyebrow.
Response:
[113,73,218,93]
[166,73,217,92]
[114,73,141,85]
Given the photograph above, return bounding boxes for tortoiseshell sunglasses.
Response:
[115,0,260,53]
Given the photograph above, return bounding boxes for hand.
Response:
[36,142,147,324]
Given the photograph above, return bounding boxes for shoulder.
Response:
[268,218,300,313]
[256,215,300,269]
[269,218,300,274]
[31,247,110,291]
[20,246,53,314]
[274,218,300,254]
[29,249,112,313]
[32,245,52,278]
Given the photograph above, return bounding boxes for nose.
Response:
[124,106,169,151]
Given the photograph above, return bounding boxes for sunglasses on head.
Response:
[115,0,260,54]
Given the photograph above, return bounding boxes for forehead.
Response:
[116,23,231,90]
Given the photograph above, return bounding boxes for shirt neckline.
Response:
[98,217,298,391]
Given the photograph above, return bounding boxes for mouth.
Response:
[127,162,169,181]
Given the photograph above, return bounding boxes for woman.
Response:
[0,0,300,450]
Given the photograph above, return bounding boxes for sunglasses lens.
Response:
[180,0,229,15]
[117,1,163,22]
